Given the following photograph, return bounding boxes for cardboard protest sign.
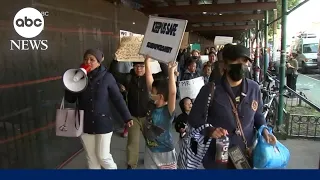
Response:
[120,30,135,38]
[178,77,205,99]
[116,30,161,73]
[214,36,233,45]
[180,32,189,49]
[139,16,188,63]
[115,35,145,62]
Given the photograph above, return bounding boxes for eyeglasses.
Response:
[150,94,158,98]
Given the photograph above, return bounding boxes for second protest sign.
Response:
[179,77,205,100]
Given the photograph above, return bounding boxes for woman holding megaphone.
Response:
[64,49,133,169]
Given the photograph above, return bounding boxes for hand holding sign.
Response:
[168,61,178,72]
[144,54,152,62]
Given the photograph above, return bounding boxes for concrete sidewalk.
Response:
[61,128,180,169]
[62,91,320,169]
[62,128,320,169]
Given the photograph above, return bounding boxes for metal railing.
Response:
[263,73,320,139]
[284,87,320,139]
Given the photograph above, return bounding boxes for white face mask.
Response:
[153,100,158,105]
[150,93,159,104]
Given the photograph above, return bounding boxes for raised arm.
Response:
[145,56,154,92]
[167,61,178,115]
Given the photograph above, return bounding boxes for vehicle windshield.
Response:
[303,43,318,53]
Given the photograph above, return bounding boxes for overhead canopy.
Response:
[108,0,277,41]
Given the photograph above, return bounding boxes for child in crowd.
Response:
[174,97,192,138]
[181,58,200,81]
[174,97,193,149]
[143,56,178,169]
[202,64,212,84]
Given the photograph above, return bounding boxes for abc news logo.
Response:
[10,7,49,51]
[16,17,42,28]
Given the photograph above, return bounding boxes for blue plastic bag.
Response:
[253,125,290,169]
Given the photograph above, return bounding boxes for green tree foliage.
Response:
[268,0,300,37]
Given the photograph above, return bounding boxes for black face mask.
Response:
[227,63,245,81]
[191,56,198,60]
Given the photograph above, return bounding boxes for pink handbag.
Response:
[55,97,84,137]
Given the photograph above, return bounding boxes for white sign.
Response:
[179,77,205,99]
[214,36,233,45]
[139,16,188,63]
[10,7,48,50]
[120,30,141,38]
[200,55,209,64]
[150,61,162,74]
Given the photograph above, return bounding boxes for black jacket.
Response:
[174,113,188,133]
[188,76,265,169]
[125,71,149,117]
[116,63,168,117]
[181,70,201,81]
[64,65,131,134]
[174,97,190,133]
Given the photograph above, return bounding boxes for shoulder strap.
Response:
[191,82,215,146]
[204,82,215,123]
[74,98,80,130]
[227,95,248,149]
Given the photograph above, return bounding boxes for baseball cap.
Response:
[222,44,252,62]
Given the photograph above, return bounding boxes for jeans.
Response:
[81,132,117,169]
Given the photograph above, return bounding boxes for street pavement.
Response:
[62,129,320,169]
[62,98,320,169]
[297,72,320,107]
[305,74,320,80]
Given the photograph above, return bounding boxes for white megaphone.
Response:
[63,64,91,92]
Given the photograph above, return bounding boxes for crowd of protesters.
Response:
[63,43,277,170]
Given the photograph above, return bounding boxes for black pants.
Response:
[286,74,297,92]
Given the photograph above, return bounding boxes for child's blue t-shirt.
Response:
[146,105,174,153]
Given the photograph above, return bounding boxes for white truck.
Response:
[292,34,319,73]
[317,39,320,70]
